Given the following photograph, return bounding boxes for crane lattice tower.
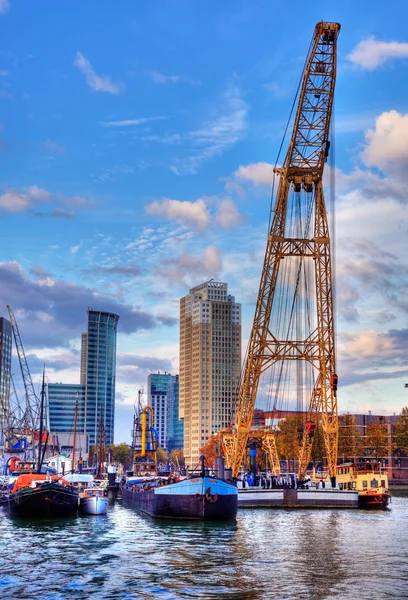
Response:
[223,21,341,482]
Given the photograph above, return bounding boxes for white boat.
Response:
[79,487,108,515]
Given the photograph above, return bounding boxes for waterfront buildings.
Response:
[80,310,119,446]
[80,332,88,386]
[48,383,86,436]
[148,372,171,449]
[179,280,241,467]
[48,309,119,448]
[166,374,184,452]
[0,317,12,429]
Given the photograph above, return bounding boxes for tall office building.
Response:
[166,375,184,453]
[81,309,119,446]
[48,383,86,437]
[80,333,88,386]
[0,317,12,428]
[180,281,241,467]
[148,372,171,449]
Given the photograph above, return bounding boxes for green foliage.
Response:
[88,445,95,466]
[338,414,364,459]
[168,449,185,469]
[110,443,133,468]
[311,422,326,463]
[200,435,221,467]
[365,421,389,458]
[394,406,408,454]
[155,447,167,465]
[276,416,300,460]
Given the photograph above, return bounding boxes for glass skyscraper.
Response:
[148,372,171,449]
[82,310,119,446]
[166,375,184,453]
[48,383,86,435]
[0,317,12,430]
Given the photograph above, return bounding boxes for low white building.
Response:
[44,454,72,475]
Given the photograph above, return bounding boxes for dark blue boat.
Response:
[122,460,237,520]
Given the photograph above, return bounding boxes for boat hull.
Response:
[122,476,237,520]
[358,492,391,509]
[238,487,359,508]
[79,495,108,515]
[0,482,79,518]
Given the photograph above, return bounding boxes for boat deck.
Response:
[238,487,359,509]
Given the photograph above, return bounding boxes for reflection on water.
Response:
[1,496,408,599]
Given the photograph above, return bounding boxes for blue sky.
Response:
[1,0,407,442]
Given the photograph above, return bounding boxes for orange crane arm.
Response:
[223,22,340,479]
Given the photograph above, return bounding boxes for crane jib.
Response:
[222,22,340,482]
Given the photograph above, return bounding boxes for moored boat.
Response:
[0,473,79,517]
[315,461,391,509]
[79,487,108,515]
[122,457,237,520]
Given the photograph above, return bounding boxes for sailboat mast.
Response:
[72,393,78,473]
[37,366,45,474]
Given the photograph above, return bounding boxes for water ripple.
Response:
[1,496,407,599]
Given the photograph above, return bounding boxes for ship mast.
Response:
[223,21,340,482]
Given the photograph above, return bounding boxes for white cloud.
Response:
[144,85,248,174]
[0,186,51,212]
[146,196,244,231]
[70,245,80,254]
[148,70,200,86]
[263,82,287,97]
[361,110,408,175]
[100,116,166,127]
[0,0,9,14]
[155,245,222,282]
[28,186,51,201]
[43,139,65,153]
[234,161,275,185]
[73,52,124,94]
[0,191,31,212]
[216,199,243,228]
[146,197,210,230]
[348,37,408,70]
[149,70,180,84]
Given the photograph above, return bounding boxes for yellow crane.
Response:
[223,21,340,484]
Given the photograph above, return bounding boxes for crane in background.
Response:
[223,21,340,485]
[7,305,41,435]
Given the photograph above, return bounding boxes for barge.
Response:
[122,457,237,520]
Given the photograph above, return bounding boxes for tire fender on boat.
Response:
[205,487,218,503]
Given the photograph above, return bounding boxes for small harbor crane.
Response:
[7,305,41,435]
[223,22,341,485]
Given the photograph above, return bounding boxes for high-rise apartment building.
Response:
[166,374,184,453]
[179,281,241,467]
[0,318,12,428]
[148,372,171,449]
[81,309,119,446]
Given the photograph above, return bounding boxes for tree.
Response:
[169,449,185,469]
[310,422,326,463]
[365,421,389,458]
[200,434,222,467]
[88,445,96,467]
[110,443,133,468]
[394,406,408,454]
[338,414,364,460]
[155,447,167,466]
[276,415,300,460]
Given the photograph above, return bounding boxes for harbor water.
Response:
[1,494,408,600]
